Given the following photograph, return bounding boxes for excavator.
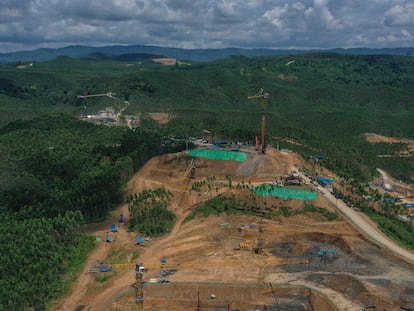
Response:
[248,88,270,154]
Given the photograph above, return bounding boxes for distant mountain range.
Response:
[1,44,413,63]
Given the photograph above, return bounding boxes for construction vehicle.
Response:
[239,239,252,249]
[248,88,270,154]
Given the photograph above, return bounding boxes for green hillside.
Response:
[1,53,413,181]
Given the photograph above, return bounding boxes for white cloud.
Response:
[263,4,288,28]
[304,0,343,30]
[401,28,413,38]
[384,3,414,27]
[0,0,413,53]
[314,0,328,6]
[292,2,306,11]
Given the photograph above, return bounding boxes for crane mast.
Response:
[248,88,269,154]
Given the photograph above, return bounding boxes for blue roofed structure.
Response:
[213,140,227,146]
[99,264,113,272]
[318,177,334,185]
[136,236,145,244]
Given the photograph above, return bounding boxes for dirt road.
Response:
[377,168,413,193]
[310,176,414,265]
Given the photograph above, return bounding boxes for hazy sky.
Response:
[0,0,413,53]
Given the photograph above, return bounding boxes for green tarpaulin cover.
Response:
[189,149,247,162]
[254,185,317,200]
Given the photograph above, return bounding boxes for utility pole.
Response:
[248,88,270,154]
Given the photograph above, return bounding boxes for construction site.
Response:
[54,143,414,311]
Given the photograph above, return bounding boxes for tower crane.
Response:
[248,88,269,154]
[77,92,119,117]
[135,263,145,311]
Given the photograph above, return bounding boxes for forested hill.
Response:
[1,44,414,62]
[1,53,414,182]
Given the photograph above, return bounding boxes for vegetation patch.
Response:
[46,235,96,310]
[185,195,243,222]
[300,204,339,221]
[185,194,339,223]
[106,248,130,264]
[95,273,114,283]
[63,235,97,275]
[368,212,414,250]
[128,188,176,236]
[0,211,84,311]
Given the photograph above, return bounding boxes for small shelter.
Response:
[318,177,334,186]
[136,236,145,244]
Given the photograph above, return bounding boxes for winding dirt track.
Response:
[330,193,414,265]
[301,173,414,266]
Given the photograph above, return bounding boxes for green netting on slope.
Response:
[189,149,247,162]
[254,185,317,200]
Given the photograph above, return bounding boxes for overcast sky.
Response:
[0,0,413,53]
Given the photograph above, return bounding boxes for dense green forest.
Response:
[1,53,414,309]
